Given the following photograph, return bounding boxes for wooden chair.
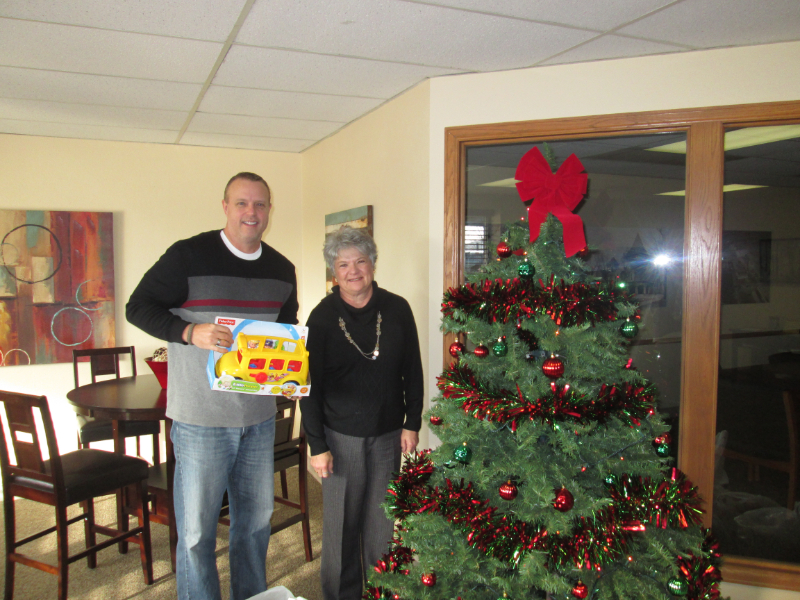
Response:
[72,347,161,464]
[0,390,153,600]
[152,398,313,571]
[717,373,800,509]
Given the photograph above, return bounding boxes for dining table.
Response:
[66,374,176,569]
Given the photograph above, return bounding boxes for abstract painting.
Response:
[721,230,771,305]
[0,210,115,366]
[324,205,373,295]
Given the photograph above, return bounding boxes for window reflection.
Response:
[713,125,800,564]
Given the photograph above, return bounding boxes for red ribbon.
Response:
[515,147,588,257]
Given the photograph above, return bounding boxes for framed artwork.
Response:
[721,230,771,305]
[324,205,373,294]
[0,210,116,366]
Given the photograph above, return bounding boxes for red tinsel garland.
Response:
[438,363,655,429]
[676,533,723,600]
[385,455,709,575]
[441,275,635,328]
[608,469,704,530]
[369,454,718,600]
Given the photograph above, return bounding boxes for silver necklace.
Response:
[339,311,381,360]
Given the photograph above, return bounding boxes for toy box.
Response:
[207,317,310,397]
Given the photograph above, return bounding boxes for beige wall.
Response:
[426,41,800,600]
[0,134,302,452]
[300,81,431,445]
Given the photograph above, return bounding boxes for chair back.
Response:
[274,397,301,452]
[73,346,137,387]
[0,390,64,495]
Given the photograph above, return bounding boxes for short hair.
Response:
[323,226,378,271]
[224,172,271,202]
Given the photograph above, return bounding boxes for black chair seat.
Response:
[12,449,150,505]
[77,415,160,445]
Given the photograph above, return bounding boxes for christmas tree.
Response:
[366,148,724,600]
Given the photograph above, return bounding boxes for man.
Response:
[126,172,298,600]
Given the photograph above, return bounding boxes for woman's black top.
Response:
[300,282,424,456]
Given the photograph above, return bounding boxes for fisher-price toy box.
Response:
[207,317,310,397]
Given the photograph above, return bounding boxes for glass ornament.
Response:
[542,356,565,379]
[454,442,472,464]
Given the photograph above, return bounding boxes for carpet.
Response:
[0,470,323,600]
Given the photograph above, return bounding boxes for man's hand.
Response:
[184,323,234,352]
[401,429,419,454]
[310,451,334,478]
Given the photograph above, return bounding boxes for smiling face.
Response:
[222,178,271,253]
[334,246,375,306]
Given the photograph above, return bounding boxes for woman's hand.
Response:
[310,451,334,478]
[400,429,419,454]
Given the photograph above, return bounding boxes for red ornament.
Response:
[499,480,519,501]
[553,487,574,512]
[514,147,588,257]
[542,356,564,379]
[429,415,443,426]
[571,581,589,599]
[473,345,489,358]
[421,572,436,587]
[449,341,465,357]
[497,241,512,258]
[654,433,672,446]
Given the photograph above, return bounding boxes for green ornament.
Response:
[655,442,671,457]
[620,320,639,339]
[603,473,618,487]
[667,576,688,596]
[454,442,472,464]
[517,261,535,279]
[492,338,508,357]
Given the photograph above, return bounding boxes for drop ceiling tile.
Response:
[237,0,595,71]
[0,98,186,130]
[0,0,247,41]
[180,132,314,152]
[0,119,177,143]
[188,112,342,140]
[0,18,222,82]
[0,67,202,110]
[618,0,800,48]
[214,45,462,97]
[540,33,686,65]
[200,86,382,122]
[420,0,676,31]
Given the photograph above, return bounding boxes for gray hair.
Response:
[323,225,378,271]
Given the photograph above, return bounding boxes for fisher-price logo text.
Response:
[218,318,236,326]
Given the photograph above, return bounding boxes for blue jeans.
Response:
[171,417,275,600]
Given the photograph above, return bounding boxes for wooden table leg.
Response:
[112,420,129,554]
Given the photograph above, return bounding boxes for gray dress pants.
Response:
[320,426,402,600]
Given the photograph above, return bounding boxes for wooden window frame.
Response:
[443,100,800,591]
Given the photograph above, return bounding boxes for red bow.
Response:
[515,148,588,257]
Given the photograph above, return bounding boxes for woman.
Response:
[301,226,424,600]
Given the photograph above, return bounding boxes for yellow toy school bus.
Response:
[215,332,309,393]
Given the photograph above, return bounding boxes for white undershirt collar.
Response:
[220,230,262,261]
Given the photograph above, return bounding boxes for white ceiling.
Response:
[1,0,799,153]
